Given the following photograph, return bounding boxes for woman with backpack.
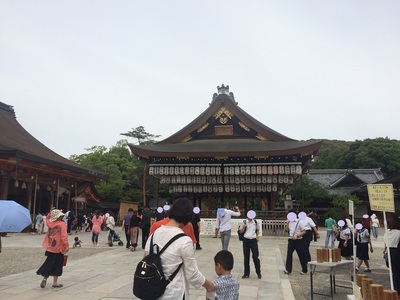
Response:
[141,198,214,299]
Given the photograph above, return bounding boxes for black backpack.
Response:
[133,232,186,300]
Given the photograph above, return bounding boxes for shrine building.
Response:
[128,85,322,212]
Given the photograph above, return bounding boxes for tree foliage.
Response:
[311,138,400,177]
[282,176,330,209]
[70,141,142,202]
[331,193,362,212]
[120,126,161,145]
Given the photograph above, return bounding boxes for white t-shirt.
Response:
[145,225,206,299]
[215,209,241,232]
[288,219,305,239]
[106,216,115,230]
[300,217,316,230]
[384,229,400,248]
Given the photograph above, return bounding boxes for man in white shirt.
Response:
[215,202,241,250]
[284,211,308,275]
[299,211,320,262]
[239,210,262,279]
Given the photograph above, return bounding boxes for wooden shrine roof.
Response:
[0,102,107,181]
[129,85,322,162]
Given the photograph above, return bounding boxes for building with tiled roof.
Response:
[0,102,107,216]
[129,85,322,211]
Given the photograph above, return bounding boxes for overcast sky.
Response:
[1,1,399,158]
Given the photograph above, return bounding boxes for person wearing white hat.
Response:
[238,210,261,279]
[36,209,69,289]
[371,214,380,240]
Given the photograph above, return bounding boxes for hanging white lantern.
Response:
[272,183,278,192]
[273,166,279,174]
[262,166,267,174]
[296,165,302,174]
[279,166,285,174]
[267,166,273,175]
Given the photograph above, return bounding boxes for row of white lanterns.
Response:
[159,175,295,185]
[149,164,302,176]
[168,183,282,193]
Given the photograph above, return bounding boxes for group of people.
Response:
[283,210,320,275]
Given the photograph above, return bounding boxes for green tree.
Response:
[339,138,400,177]
[282,176,330,210]
[120,126,161,144]
[69,141,141,202]
[120,126,161,206]
[331,192,362,213]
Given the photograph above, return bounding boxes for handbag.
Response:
[63,255,68,266]
[383,251,389,268]
[238,220,246,241]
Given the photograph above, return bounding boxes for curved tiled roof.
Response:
[0,102,107,180]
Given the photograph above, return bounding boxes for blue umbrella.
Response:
[0,200,32,232]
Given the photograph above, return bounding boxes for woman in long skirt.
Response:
[37,209,69,288]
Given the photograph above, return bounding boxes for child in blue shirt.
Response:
[207,250,239,300]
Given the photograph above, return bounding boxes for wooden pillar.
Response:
[0,177,9,199]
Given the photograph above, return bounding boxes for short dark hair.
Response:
[128,208,134,212]
[168,198,193,225]
[214,250,234,271]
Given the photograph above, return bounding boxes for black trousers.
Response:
[304,230,313,262]
[285,238,308,273]
[141,224,150,249]
[124,225,131,248]
[243,238,261,276]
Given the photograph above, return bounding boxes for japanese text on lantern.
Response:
[367,184,395,212]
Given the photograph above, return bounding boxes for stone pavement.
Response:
[0,228,296,300]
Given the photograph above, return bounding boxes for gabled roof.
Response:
[129,85,322,163]
[308,169,384,190]
[0,102,107,181]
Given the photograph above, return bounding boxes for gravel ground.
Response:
[0,246,111,278]
[279,242,391,300]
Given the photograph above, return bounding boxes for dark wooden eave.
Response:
[0,102,107,182]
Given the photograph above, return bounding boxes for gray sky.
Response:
[1,1,399,158]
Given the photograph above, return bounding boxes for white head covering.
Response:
[50,209,65,222]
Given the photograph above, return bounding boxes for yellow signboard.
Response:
[367,184,395,212]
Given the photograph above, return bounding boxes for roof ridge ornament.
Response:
[212,84,237,104]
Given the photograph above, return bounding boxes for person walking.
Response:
[215,202,241,250]
[129,210,141,251]
[284,211,308,275]
[144,198,214,299]
[371,214,380,240]
[36,209,69,289]
[91,211,103,246]
[355,222,373,273]
[191,207,202,250]
[35,212,43,235]
[324,215,337,248]
[238,210,261,279]
[121,208,133,249]
[299,211,320,262]
[140,206,153,249]
[336,220,353,260]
